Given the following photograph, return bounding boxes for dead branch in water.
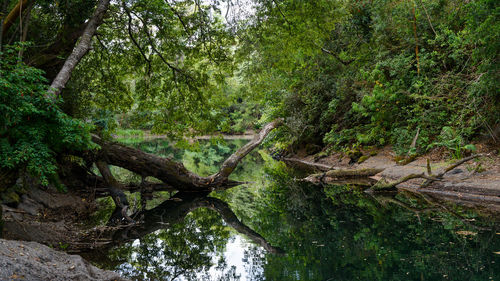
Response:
[303,168,384,185]
[372,154,485,191]
[296,153,486,192]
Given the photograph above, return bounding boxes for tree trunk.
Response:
[48,0,110,98]
[1,0,28,36]
[91,119,282,193]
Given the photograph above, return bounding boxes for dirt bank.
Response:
[1,184,95,249]
[292,146,500,209]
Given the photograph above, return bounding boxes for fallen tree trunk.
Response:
[91,119,282,193]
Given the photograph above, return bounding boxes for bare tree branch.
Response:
[164,0,189,35]
[129,9,191,78]
[320,47,354,66]
[122,1,152,75]
[420,154,485,188]
[209,119,283,183]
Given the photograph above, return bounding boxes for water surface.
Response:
[88,138,500,281]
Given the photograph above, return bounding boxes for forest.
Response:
[0,0,499,280]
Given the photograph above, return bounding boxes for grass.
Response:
[114,128,146,138]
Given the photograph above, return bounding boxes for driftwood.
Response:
[303,168,384,185]
[372,154,485,191]
[371,173,440,191]
[295,154,487,192]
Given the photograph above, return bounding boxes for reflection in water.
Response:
[88,139,500,281]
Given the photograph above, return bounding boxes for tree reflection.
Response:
[238,173,500,281]
[109,208,235,281]
[87,192,281,281]
[86,139,500,281]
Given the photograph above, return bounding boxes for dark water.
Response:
[89,138,500,281]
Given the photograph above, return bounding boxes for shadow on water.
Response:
[84,138,500,281]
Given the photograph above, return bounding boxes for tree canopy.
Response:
[0,0,498,193]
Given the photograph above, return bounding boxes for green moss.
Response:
[357,155,370,164]
[1,191,20,205]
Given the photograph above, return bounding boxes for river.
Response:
[86,138,500,281]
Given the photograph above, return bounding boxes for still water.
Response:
[88,138,500,281]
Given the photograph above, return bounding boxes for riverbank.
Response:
[289,144,500,210]
[1,137,499,279]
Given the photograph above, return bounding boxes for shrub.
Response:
[0,45,94,185]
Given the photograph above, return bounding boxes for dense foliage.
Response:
[0,45,93,185]
[0,0,498,184]
[65,0,239,138]
[239,0,499,154]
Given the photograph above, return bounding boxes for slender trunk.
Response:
[18,0,32,57]
[1,0,27,36]
[48,0,111,98]
[412,4,420,75]
[0,0,10,51]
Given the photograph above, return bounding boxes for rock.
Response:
[17,195,42,216]
[0,239,129,281]
[0,205,3,238]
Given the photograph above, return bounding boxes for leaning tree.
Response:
[0,0,281,225]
